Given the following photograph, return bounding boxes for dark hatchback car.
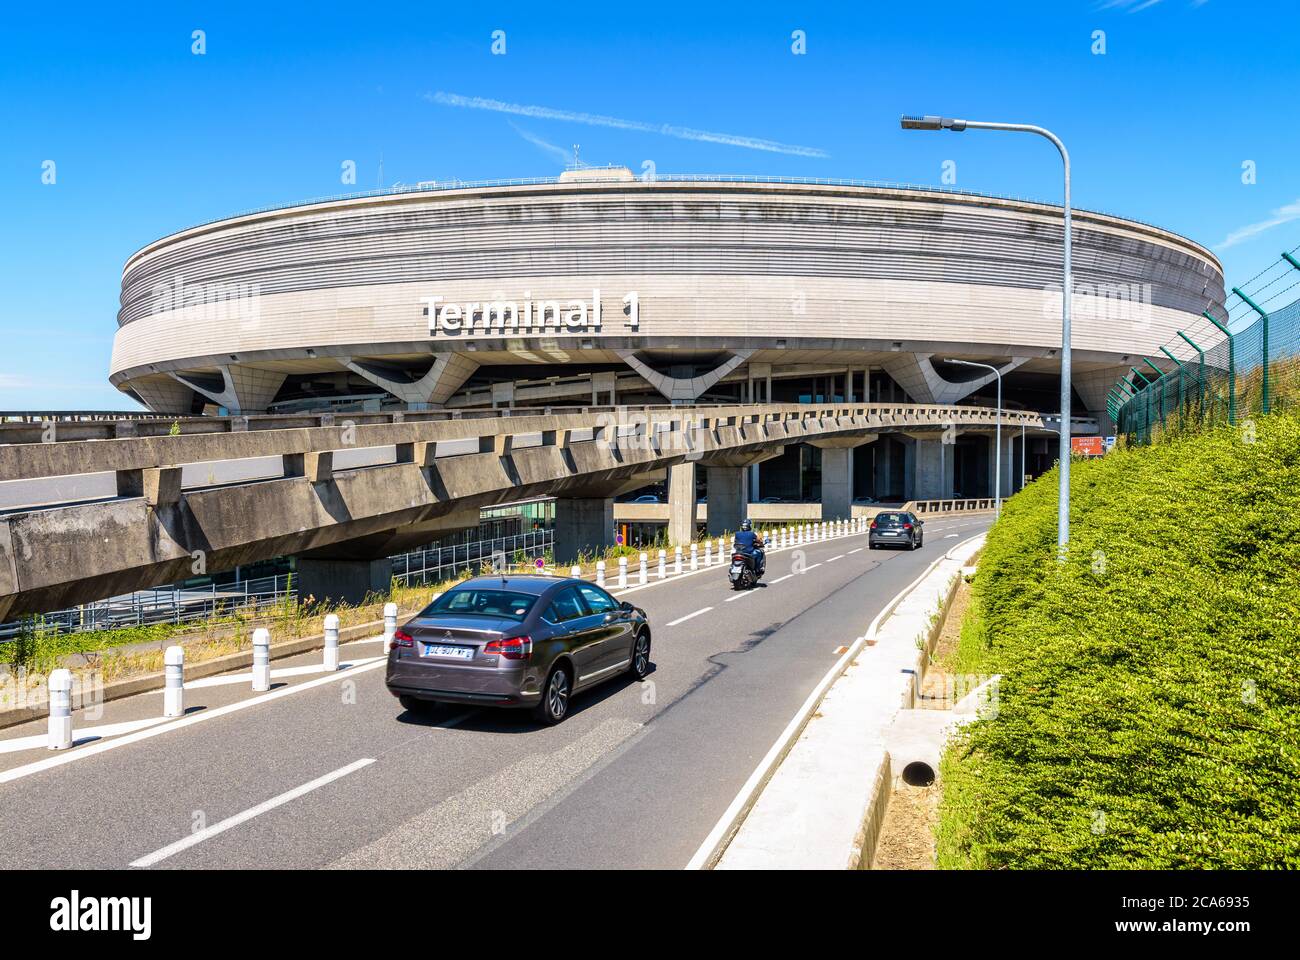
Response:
[868,511,925,550]
[385,575,651,725]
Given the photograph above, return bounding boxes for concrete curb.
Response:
[0,616,388,731]
[696,532,986,870]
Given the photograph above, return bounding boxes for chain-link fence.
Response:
[1113,249,1300,443]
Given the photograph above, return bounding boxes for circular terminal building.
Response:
[109,167,1222,499]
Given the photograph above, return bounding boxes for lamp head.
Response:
[900,115,966,131]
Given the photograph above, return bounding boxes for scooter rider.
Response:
[733,518,766,575]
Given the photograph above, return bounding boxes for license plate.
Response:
[883,531,899,536]
[422,643,474,660]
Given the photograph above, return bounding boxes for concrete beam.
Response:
[143,467,183,507]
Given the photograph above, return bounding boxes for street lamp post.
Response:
[944,358,1003,514]
[901,114,1072,554]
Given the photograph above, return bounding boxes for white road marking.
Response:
[130,758,376,868]
[666,607,713,626]
[0,651,389,787]
[848,548,863,554]
[769,574,794,584]
[944,534,958,539]
[0,715,171,755]
[724,591,755,602]
[826,555,844,562]
[187,656,384,689]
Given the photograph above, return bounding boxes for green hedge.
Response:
[937,414,1300,868]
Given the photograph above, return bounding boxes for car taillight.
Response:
[870,520,877,529]
[484,636,532,660]
[392,629,414,648]
[903,523,913,530]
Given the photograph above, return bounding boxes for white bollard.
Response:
[383,602,398,654]
[658,549,667,579]
[47,668,73,751]
[717,539,725,564]
[596,560,607,588]
[639,552,648,585]
[690,543,698,571]
[675,545,683,574]
[252,627,271,691]
[618,556,628,589]
[323,613,340,672]
[570,564,581,578]
[164,645,185,717]
[704,541,712,567]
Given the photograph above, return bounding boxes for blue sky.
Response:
[2,0,1297,409]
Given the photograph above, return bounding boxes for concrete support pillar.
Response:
[873,440,893,501]
[554,497,615,562]
[820,447,853,520]
[667,462,697,547]
[706,465,747,536]
[912,438,956,501]
[997,432,1016,501]
[295,557,393,606]
[750,462,760,501]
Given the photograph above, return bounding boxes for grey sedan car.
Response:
[386,575,652,725]
[868,511,925,550]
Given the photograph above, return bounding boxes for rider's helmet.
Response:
[740,518,753,532]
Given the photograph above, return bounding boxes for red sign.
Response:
[1071,437,1105,457]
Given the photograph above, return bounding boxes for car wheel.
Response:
[628,630,651,680]
[399,695,439,716]
[533,663,572,725]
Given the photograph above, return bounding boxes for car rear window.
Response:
[875,513,904,526]
[423,589,536,621]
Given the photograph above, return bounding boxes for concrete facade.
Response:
[109,172,1223,432]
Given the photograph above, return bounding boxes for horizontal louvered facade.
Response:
[109,175,1222,417]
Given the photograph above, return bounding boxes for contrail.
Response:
[426,91,829,159]
[1216,198,1300,250]
[508,121,572,167]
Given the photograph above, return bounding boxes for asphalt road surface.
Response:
[0,515,990,869]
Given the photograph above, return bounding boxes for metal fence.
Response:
[0,572,294,641]
[391,529,553,587]
[1113,248,1300,443]
[0,528,554,642]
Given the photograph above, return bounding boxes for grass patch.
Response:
[936,412,1300,868]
